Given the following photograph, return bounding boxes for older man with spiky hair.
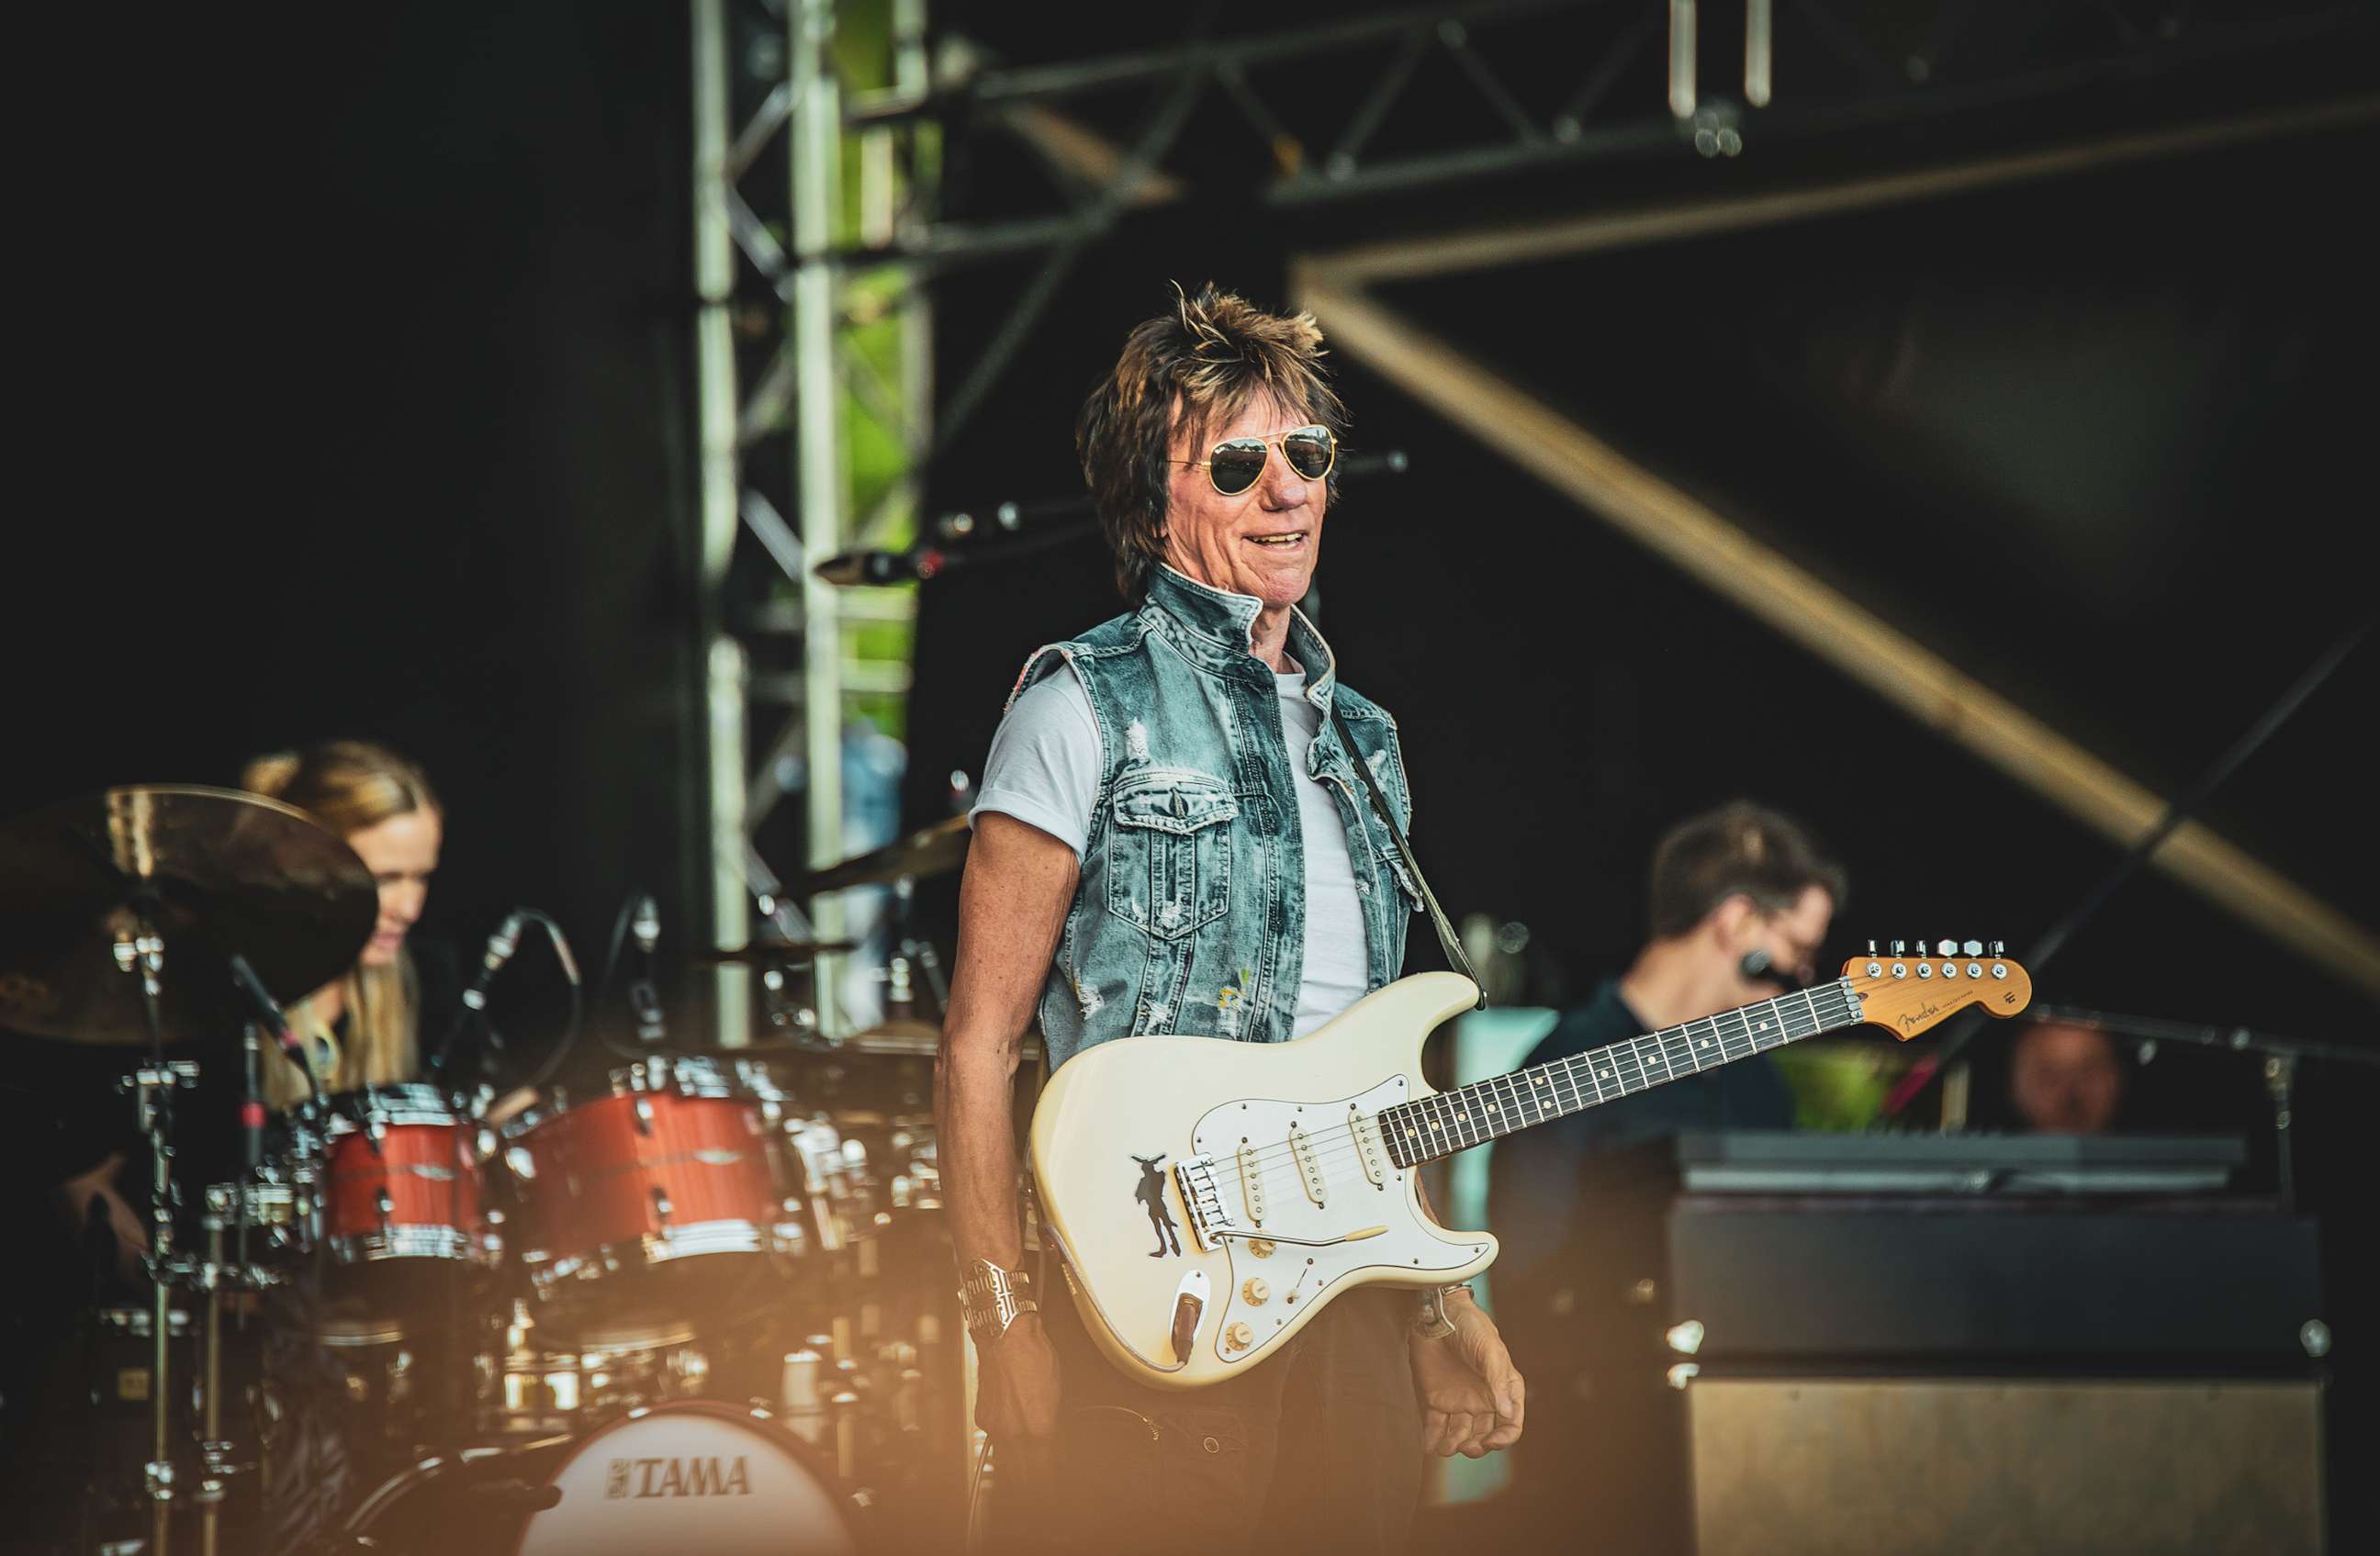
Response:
[936,284,1523,1551]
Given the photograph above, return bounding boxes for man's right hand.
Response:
[975,1311,1063,1444]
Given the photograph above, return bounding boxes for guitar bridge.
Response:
[1173,1154,1233,1252]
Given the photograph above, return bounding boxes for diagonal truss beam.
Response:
[1291,270,2380,1000]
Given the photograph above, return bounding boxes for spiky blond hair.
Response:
[1075,282,1349,599]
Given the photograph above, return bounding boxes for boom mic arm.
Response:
[815,451,1410,586]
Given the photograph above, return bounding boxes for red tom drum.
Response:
[502,1056,804,1298]
[320,1082,500,1266]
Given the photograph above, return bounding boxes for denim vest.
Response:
[1009,565,1421,1072]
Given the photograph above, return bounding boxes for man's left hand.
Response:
[1409,1290,1525,1458]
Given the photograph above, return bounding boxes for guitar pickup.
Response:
[1289,1125,1326,1207]
[1237,1141,1266,1226]
[1350,1111,1386,1188]
[1173,1155,1233,1252]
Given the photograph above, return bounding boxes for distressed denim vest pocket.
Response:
[1106,769,1238,940]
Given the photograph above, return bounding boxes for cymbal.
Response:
[798,814,970,896]
[0,785,377,1045]
[687,940,859,967]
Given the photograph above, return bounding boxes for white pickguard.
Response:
[1031,972,1498,1389]
[1190,1075,1488,1370]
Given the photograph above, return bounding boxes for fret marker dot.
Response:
[1758,1022,1768,1030]
[1699,1039,1711,1047]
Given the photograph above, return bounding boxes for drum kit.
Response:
[0,787,987,1556]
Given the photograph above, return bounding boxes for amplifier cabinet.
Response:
[1689,1376,2323,1555]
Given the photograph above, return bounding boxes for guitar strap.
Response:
[1330,707,1488,1009]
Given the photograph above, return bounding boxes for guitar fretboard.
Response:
[1379,979,1863,1169]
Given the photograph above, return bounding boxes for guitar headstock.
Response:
[1842,939,2032,1040]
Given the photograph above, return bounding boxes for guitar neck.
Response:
[1381,979,1864,1169]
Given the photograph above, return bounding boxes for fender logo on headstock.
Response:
[1898,1002,1940,1031]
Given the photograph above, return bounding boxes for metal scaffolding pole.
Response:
[790,0,848,1035]
[691,0,751,1042]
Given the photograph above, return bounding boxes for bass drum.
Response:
[333,1402,862,1555]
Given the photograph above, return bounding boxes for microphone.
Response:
[814,545,956,587]
[433,911,526,1082]
[462,912,527,1013]
[229,951,317,1111]
[627,892,667,1045]
[1738,947,1806,989]
[228,954,298,1052]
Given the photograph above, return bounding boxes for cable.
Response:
[589,890,651,1061]
[512,910,586,1093]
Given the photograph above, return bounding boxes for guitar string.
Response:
[1204,985,1859,1201]
[1206,989,1851,1193]
[1223,983,1855,1179]
[1203,985,1849,1185]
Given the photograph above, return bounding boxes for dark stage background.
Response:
[9,0,2375,1544]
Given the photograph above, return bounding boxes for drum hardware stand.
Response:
[1890,613,2372,1119]
[190,1213,248,1556]
[115,911,191,1556]
[881,878,949,1023]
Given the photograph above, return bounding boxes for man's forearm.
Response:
[937,1039,1028,1271]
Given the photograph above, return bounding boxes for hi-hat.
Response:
[797,815,970,896]
[0,785,377,1045]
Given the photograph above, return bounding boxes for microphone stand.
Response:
[2033,1004,2380,1213]
[1887,614,2373,1120]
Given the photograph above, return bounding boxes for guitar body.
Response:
[1030,972,1493,1390]
[1032,946,2027,1391]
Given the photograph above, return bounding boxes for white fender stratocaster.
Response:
[1030,948,2032,1388]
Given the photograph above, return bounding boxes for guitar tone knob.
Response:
[1241,1279,1271,1305]
[1246,1238,1276,1259]
[1223,1322,1254,1352]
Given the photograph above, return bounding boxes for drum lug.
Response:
[634,1095,657,1136]
[651,1185,674,1226]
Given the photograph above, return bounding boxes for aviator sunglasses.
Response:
[1173,424,1337,496]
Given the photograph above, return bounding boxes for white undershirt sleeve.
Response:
[968,662,1104,859]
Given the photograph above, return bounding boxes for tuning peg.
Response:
[1937,935,1956,957]
[1891,940,1906,957]
[1867,939,1877,955]
[1989,941,2005,957]
[1961,939,1981,957]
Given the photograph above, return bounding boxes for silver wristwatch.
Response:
[1416,1282,1472,1338]
[957,1259,1038,1346]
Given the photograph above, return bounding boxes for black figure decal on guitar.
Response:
[1131,1154,1182,1258]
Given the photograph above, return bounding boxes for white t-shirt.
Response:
[971,660,1369,1038]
